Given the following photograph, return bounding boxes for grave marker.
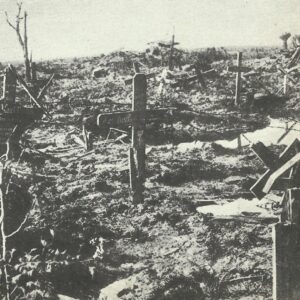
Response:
[158,34,180,70]
[83,67,176,203]
[250,139,300,199]
[2,67,17,110]
[0,65,53,158]
[227,52,252,105]
[278,67,298,96]
[251,140,300,300]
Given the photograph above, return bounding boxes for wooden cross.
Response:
[227,52,252,105]
[158,35,180,70]
[83,69,175,203]
[250,139,300,199]
[8,65,54,119]
[1,67,17,110]
[278,67,298,95]
[0,65,53,158]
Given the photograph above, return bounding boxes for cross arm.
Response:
[227,66,252,73]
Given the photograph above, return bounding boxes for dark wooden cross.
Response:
[0,65,54,158]
[1,67,17,110]
[83,68,174,203]
[227,52,252,105]
[159,35,180,71]
[250,139,300,199]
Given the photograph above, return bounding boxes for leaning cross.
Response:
[227,52,251,105]
[250,139,300,199]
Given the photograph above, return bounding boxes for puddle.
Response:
[177,140,206,152]
[216,118,300,149]
[196,195,280,218]
[176,118,300,151]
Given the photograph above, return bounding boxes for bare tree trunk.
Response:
[24,12,31,82]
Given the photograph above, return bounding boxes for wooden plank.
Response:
[287,188,300,225]
[273,223,300,300]
[235,52,242,106]
[158,42,180,48]
[3,67,16,108]
[228,65,252,73]
[97,111,133,127]
[263,152,300,194]
[251,139,300,199]
[131,73,147,203]
[97,108,172,127]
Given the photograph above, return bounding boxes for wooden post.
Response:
[235,52,242,105]
[3,67,16,110]
[130,73,147,203]
[273,188,300,300]
[31,62,37,83]
[169,34,175,71]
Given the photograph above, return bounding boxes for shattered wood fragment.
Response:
[263,152,300,194]
[251,139,300,199]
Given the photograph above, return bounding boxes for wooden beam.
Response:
[263,152,300,194]
[235,52,242,106]
[131,73,147,203]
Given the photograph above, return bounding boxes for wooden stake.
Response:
[3,67,16,110]
[169,34,175,71]
[131,73,146,203]
[235,52,242,105]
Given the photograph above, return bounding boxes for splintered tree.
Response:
[279,32,291,50]
[291,35,300,48]
[5,2,31,82]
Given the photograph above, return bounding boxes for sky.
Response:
[0,0,299,61]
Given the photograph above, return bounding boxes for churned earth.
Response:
[2,46,300,299]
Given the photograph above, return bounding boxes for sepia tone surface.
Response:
[0,0,300,299]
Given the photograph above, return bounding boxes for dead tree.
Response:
[5,2,31,82]
[291,35,300,49]
[279,32,291,50]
